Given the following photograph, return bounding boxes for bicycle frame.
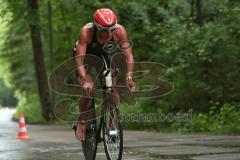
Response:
[94,82,120,144]
[76,66,123,160]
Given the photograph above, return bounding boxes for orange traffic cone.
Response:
[16,113,30,139]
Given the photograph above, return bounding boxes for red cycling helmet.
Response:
[93,8,118,31]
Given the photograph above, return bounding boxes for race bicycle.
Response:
[73,68,123,160]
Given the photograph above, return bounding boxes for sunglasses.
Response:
[94,22,118,32]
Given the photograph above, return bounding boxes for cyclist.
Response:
[74,8,135,141]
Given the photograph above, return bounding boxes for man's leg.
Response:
[76,74,94,141]
[76,97,92,141]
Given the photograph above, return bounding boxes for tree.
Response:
[27,0,53,120]
[196,0,204,26]
[47,0,55,106]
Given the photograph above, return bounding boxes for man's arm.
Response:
[75,28,88,80]
[118,25,135,79]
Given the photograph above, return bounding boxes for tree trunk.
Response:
[48,0,55,108]
[196,0,204,26]
[27,0,53,120]
[190,0,195,17]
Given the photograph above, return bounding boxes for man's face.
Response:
[97,28,115,37]
[94,22,117,34]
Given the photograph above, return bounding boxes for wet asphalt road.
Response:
[0,108,240,160]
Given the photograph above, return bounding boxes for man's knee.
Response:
[79,97,92,108]
[82,88,95,97]
[112,91,120,105]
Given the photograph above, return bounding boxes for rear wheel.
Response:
[103,106,123,160]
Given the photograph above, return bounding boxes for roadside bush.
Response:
[179,103,240,134]
[13,92,45,123]
[121,102,240,134]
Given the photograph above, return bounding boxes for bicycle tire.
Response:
[81,102,97,160]
[103,107,123,160]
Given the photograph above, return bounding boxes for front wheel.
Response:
[103,107,123,160]
[81,101,97,160]
[81,120,97,160]
[73,119,97,160]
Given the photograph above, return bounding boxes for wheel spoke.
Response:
[104,109,122,160]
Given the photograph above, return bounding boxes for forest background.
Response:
[0,0,239,134]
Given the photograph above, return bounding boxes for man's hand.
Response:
[126,79,136,95]
[78,74,95,96]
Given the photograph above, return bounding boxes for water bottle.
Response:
[103,70,112,88]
